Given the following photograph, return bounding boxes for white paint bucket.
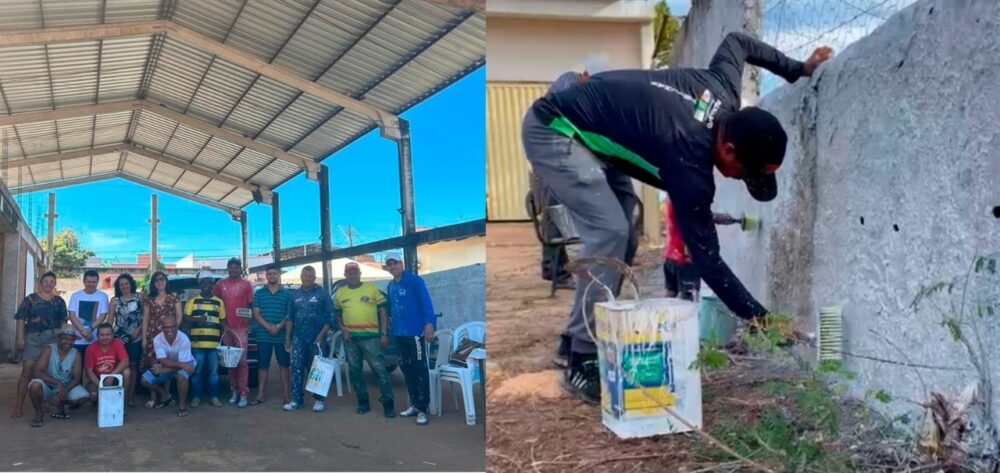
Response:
[595,298,702,439]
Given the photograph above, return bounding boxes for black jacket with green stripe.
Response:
[528,32,805,321]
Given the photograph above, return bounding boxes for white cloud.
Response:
[86,231,130,249]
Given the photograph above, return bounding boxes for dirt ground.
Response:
[486,223,815,472]
[0,360,485,471]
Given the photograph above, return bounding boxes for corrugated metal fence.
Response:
[486,81,548,221]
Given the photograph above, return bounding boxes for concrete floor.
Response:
[0,361,485,471]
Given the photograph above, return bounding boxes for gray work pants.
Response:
[521,110,636,355]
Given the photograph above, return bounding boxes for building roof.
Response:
[0,0,484,213]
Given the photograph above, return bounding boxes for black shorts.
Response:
[663,261,698,299]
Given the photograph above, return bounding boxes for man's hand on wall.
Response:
[803,46,834,76]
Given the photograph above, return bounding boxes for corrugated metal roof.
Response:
[0,0,484,211]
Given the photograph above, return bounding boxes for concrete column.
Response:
[1,233,21,359]
[318,165,332,292]
[394,120,418,274]
[271,192,281,267]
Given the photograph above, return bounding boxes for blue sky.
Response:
[15,67,486,264]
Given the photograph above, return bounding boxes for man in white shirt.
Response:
[67,270,109,395]
[140,314,196,417]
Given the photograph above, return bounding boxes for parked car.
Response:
[169,275,259,389]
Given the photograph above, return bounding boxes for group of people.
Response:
[11,253,439,428]
[523,33,834,402]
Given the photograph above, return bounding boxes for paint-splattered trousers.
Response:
[289,338,325,405]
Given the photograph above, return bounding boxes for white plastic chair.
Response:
[426,329,454,416]
[438,321,485,425]
[326,331,352,397]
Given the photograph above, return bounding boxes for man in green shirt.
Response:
[251,264,291,406]
[334,262,395,418]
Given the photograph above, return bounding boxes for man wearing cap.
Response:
[184,271,225,408]
[384,253,435,425]
[283,266,335,413]
[334,261,395,417]
[521,32,834,403]
[26,328,89,427]
[251,264,291,406]
[212,258,254,408]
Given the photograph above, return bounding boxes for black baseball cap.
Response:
[726,107,786,202]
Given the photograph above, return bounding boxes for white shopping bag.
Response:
[98,374,124,428]
[305,347,336,397]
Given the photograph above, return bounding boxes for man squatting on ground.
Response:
[522,32,833,403]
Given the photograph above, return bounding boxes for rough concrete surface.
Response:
[709,0,1000,434]
[670,0,762,104]
[0,362,484,471]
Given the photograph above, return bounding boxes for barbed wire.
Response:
[760,0,918,94]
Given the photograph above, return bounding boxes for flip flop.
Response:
[154,397,174,409]
[177,408,189,417]
[50,412,70,420]
[250,399,264,406]
[31,418,43,427]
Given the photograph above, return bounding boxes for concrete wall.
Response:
[417,236,486,274]
[710,0,1000,432]
[486,17,646,82]
[670,0,761,104]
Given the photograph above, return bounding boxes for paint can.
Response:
[595,298,701,439]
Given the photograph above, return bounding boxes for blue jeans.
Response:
[191,349,219,398]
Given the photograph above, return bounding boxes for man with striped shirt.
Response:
[184,270,225,408]
[251,264,291,406]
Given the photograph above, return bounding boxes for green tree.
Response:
[138,260,167,293]
[653,1,681,69]
[51,228,95,278]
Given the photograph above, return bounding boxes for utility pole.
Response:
[149,194,159,274]
[45,193,56,271]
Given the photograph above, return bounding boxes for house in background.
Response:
[485,0,662,244]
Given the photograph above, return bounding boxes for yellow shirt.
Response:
[333,283,386,337]
[183,295,226,349]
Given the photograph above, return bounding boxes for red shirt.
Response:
[663,202,691,265]
[212,278,254,330]
[85,339,128,376]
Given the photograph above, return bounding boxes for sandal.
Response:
[50,412,70,420]
[249,399,264,406]
[177,408,189,417]
[154,397,174,409]
[31,418,43,428]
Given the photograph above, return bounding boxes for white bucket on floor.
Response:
[595,298,701,439]
[98,374,124,428]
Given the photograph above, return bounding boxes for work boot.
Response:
[383,401,396,418]
[552,334,571,369]
[561,352,600,405]
[356,402,370,415]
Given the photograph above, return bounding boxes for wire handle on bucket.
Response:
[220,327,246,349]
[565,256,641,344]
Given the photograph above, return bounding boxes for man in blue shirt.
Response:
[384,253,435,425]
[283,266,334,413]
